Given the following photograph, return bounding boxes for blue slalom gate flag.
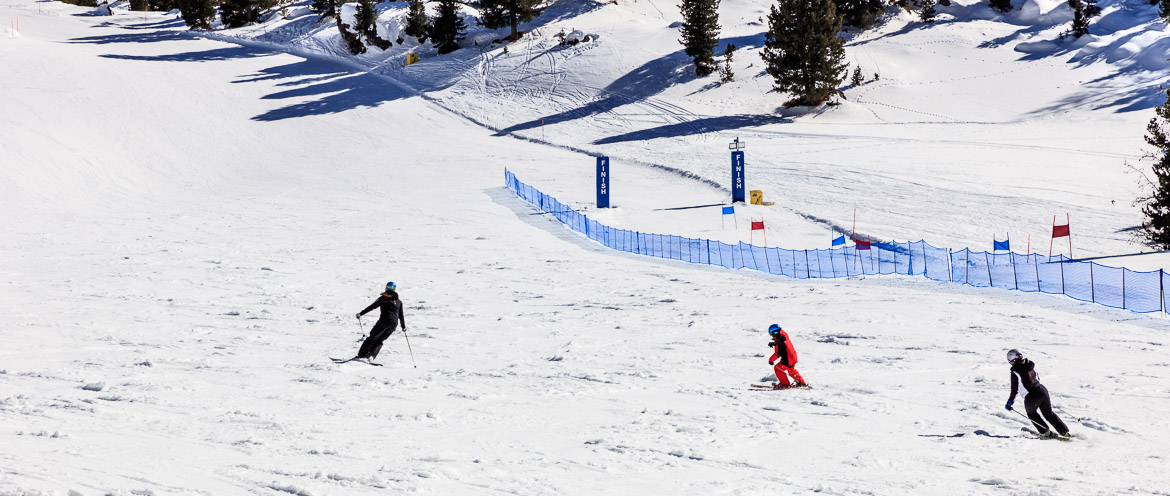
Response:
[722,206,735,215]
[832,235,846,247]
[994,238,1010,251]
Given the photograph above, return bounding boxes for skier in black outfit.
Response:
[1005,349,1070,439]
[354,282,406,362]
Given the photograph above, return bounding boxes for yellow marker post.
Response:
[406,53,419,66]
[750,190,774,206]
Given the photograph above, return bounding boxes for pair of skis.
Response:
[330,357,383,366]
[750,383,812,390]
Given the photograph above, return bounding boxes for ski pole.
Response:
[357,315,365,337]
[401,327,417,368]
[1009,408,1047,432]
[1055,406,1086,422]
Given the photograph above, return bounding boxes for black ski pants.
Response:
[1025,385,1069,435]
[357,320,397,360]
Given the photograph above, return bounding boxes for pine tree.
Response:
[336,11,367,54]
[404,0,430,43]
[221,0,260,28]
[719,43,736,82]
[760,0,847,107]
[355,0,392,49]
[311,0,339,21]
[988,0,1012,13]
[178,0,216,29]
[1084,0,1101,17]
[147,0,178,11]
[920,0,937,22]
[851,65,864,86]
[679,0,721,77]
[836,0,885,29]
[1159,0,1170,22]
[1068,0,1088,38]
[1139,89,1170,248]
[474,0,545,42]
[431,0,468,54]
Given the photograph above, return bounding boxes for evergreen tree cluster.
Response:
[719,43,736,83]
[220,0,260,28]
[760,0,847,106]
[355,0,392,50]
[919,0,937,23]
[311,0,339,20]
[404,0,430,43]
[178,0,216,29]
[1139,89,1170,248]
[988,0,1012,13]
[1159,0,1170,22]
[837,0,886,29]
[678,0,721,77]
[432,0,468,54]
[474,0,545,42]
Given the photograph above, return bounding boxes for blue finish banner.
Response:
[597,156,610,208]
[731,151,745,203]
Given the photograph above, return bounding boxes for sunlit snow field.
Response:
[2,0,1170,494]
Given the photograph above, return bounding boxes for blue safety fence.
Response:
[506,170,1166,314]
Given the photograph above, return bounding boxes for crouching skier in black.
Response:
[1005,349,1070,439]
[354,282,406,363]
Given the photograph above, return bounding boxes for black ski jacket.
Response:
[1008,358,1043,402]
[359,291,405,328]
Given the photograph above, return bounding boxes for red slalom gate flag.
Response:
[1052,224,1070,238]
[855,236,871,250]
[751,220,765,231]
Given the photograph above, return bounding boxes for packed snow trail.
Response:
[3,2,1170,495]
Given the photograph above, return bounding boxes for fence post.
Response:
[1034,254,1040,292]
[985,251,993,287]
[1059,256,1065,295]
[1122,268,1126,310]
[906,242,912,276]
[948,249,954,282]
[1011,251,1018,290]
[830,247,838,278]
[965,249,970,285]
[1090,262,1095,303]
[805,250,812,279]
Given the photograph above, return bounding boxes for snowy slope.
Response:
[2,0,1170,495]
[215,0,1170,258]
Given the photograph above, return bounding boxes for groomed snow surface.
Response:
[2,0,1170,494]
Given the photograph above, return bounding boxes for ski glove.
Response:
[356,313,362,319]
[768,361,774,366]
[1005,401,1014,411]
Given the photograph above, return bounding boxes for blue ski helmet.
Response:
[768,324,782,336]
[386,281,397,292]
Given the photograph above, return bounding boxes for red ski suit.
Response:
[769,329,805,387]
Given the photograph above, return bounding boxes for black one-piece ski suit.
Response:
[1008,358,1069,436]
[356,291,405,360]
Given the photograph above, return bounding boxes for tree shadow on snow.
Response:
[593,114,791,145]
[241,59,412,121]
[67,28,188,45]
[72,27,408,121]
[494,34,768,138]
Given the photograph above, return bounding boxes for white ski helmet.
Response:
[1006,349,1023,364]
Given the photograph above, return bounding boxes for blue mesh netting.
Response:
[1127,269,1162,313]
[1094,263,1124,309]
[505,170,1165,315]
[1063,261,1093,302]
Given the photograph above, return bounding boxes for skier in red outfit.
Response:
[767,324,806,388]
